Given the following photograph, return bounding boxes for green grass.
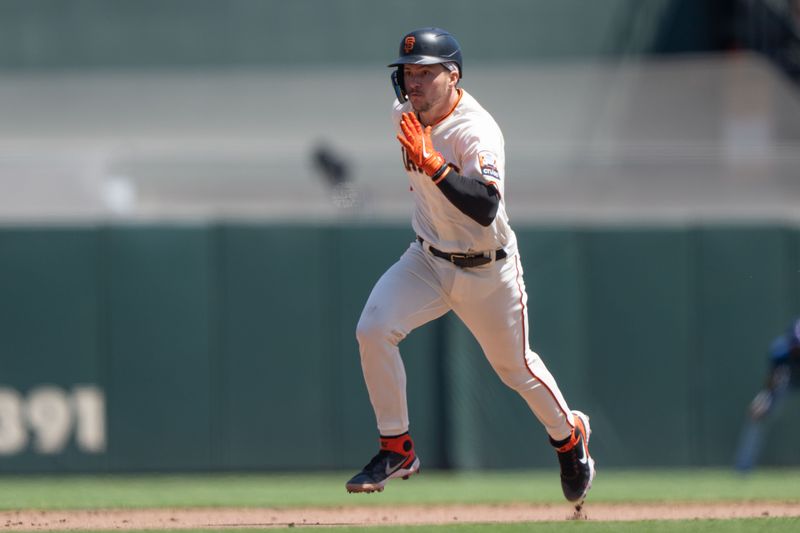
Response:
[0,469,797,532]
[37,518,800,533]
[0,468,797,510]
[289,519,800,533]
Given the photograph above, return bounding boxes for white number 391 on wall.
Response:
[0,385,105,455]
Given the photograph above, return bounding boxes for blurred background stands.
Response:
[0,0,797,224]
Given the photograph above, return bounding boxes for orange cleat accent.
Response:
[346,432,421,493]
[550,410,596,507]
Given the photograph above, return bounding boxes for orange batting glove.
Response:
[397,112,449,179]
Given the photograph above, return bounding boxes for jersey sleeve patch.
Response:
[478,150,500,180]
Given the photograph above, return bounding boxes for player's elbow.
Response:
[476,211,496,227]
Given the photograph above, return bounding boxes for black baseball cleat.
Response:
[550,410,596,507]
[346,432,421,493]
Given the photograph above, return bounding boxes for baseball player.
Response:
[735,317,800,472]
[345,27,595,509]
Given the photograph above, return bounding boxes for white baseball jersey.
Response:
[392,89,518,256]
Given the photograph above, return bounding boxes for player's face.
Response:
[403,64,455,113]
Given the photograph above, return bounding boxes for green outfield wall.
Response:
[0,222,798,473]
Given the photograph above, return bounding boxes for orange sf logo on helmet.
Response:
[404,36,416,54]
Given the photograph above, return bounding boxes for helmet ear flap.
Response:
[391,68,407,102]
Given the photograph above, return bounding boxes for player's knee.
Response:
[356,313,403,348]
[356,314,383,347]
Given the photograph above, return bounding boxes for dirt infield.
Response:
[2,502,799,530]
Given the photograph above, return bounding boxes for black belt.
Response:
[417,236,507,268]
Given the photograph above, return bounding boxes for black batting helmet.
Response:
[388,27,463,102]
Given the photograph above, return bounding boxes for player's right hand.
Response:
[397,112,448,179]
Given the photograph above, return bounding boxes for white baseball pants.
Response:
[356,241,575,441]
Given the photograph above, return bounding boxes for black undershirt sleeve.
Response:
[434,168,500,227]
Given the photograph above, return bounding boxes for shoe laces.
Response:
[362,450,393,473]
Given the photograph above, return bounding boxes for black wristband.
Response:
[430,163,450,181]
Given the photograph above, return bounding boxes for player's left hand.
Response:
[397,112,448,178]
